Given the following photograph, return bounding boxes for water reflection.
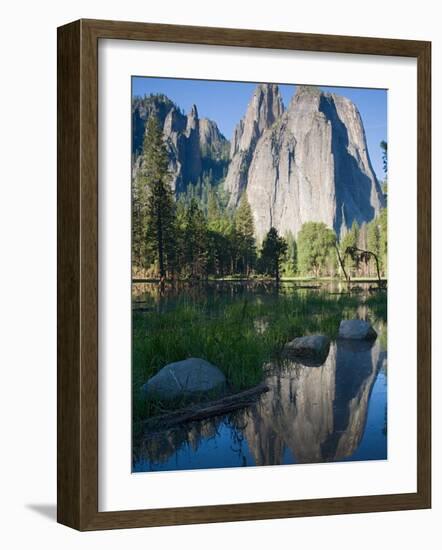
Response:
[132,279,382,312]
[133,336,387,472]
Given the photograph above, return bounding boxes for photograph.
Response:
[131,76,388,473]
[1,0,434,539]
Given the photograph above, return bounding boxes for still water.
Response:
[133,282,387,472]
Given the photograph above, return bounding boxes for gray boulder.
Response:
[284,334,330,366]
[338,319,377,340]
[141,358,226,401]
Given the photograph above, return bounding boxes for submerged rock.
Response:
[141,358,226,401]
[284,334,330,366]
[338,319,377,340]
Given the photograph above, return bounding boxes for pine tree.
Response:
[184,199,208,278]
[234,193,257,276]
[132,167,148,273]
[207,188,221,228]
[173,198,188,276]
[207,229,230,277]
[142,115,175,278]
[259,227,288,282]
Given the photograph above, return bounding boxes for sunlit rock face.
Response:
[162,107,188,193]
[199,118,227,155]
[133,84,384,239]
[224,84,285,207]
[227,84,385,240]
[182,105,202,187]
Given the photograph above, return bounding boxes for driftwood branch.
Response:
[345,246,386,289]
[334,243,350,283]
[142,383,269,433]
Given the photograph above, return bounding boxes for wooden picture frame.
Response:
[57,18,431,530]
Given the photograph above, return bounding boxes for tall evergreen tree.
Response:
[226,221,239,275]
[207,229,230,277]
[259,227,288,282]
[142,115,175,278]
[234,193,257,276]
[207,188,221,228]
[184,199,208,278]
[172,198,188,277]
[132,168,148,272]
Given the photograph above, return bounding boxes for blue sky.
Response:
[132,77,387,181]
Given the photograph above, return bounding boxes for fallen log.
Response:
[142,382,269,433]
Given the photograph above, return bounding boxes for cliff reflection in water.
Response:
[133,337,387,472]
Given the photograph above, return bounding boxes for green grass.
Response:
[132,289,387,425]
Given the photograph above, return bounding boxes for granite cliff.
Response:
[132,85,385,239]
[225,84,385,239]
[132,94,229,194]
[224,84,284,205]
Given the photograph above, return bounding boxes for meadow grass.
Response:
[132,288,387,424]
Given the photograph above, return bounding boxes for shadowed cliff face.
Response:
[133,337,387,471]
[226,84,385,240]
[132,96,229,193]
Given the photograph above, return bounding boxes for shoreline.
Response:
[132,277,388,284]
